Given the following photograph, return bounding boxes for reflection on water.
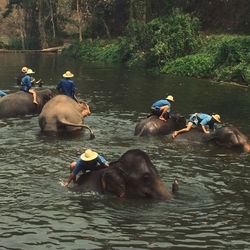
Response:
[0,53,250,249]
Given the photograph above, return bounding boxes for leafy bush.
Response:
[162,53,214,78]
[137,8,201,66]
[8,38,22,50]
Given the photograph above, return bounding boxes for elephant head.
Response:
[207,125,250,152]
[101,149,172,199]
[78,101,91,118]
[169,112,186,130]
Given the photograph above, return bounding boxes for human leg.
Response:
[29,89,38,104]
[172,122,193,138]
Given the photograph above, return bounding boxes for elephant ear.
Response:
[101,168,126,197]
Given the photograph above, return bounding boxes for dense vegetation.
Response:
[1,0,250,85]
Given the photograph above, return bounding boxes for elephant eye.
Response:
[143,173,150,182]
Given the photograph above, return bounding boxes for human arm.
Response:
[97,155,109,167]
[200,117,211,134]
[64,159,81,186]
[64,173,76,186]
[56,80,62,91]
[201,125,210,134]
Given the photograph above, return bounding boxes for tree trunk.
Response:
[38,0,48,48]
[49,0,56,38]
[76,0,82,42]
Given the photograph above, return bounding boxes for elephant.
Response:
[0,89,52,118]
[173,125,250,152]
[134,112,186,136]
[73,149,178,200]
[39,95,94,138]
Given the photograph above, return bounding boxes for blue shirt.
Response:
[20,75,32,92]
[72,155,108,175]
[151,99,171,113]
[189,113,215,130]
[0,91,7,97]
[56,78,76,99]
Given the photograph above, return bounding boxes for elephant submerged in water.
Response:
[39,95,94,138]
[0,89,52,118]
[173,125,250,152]
[134,112,186,136]
[73,149,178,199]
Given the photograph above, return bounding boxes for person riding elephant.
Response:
[57,71,78,101]
[38,95,94,138]
[0,89,52,118]
[172,113,221,138]
[64,149,109,187]
[134,111,186,136]
[150,95,174,121]
[20,69,38,104]
[71,149,178,199]
[0,90,7,98]
[17,66,28,86]
[172,124,250,153]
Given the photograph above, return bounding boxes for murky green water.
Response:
[0,53,250,249]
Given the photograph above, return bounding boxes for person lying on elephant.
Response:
[64,149,109,187]
[57,71,78,101]
[17,66,28,86]
[172,113,221,138]
[150,95,174,121]
[0,90,7,98]
[20,69,38,104]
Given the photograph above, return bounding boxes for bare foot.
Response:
[159,116,166,122]
[33,100,38,105]
[172,131,177,138]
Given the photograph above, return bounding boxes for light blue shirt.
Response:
[151,99,171,112]
[72,155,108,175]
[0,91,7,97]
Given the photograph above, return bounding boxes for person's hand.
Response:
[105,163,109,167]
[64,182,69,186]
[204,130,210,134]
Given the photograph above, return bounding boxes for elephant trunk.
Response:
[153,178,172,200]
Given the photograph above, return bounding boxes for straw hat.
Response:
[22,67,28,73]
[80,149,98,161]
[166,95,174,102]
[63,71,74,78]
[26,69,35,74]
[212,114,221,123]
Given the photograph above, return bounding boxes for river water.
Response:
[0,53,250,249]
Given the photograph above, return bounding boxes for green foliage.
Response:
[115,8,201,68]
[8,38,22,50]
[162,35,250,85]
[63,10,250,85]
[161,53,214,78]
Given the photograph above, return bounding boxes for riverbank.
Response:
[0,42,71,53]
[62,34,250,87]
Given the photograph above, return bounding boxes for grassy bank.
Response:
[63,10,250,86]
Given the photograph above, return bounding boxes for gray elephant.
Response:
[135,112,186,136]
[0,89,52,118]
[39,95,94,138]
[173,125,250,152]
[73,149,178,199]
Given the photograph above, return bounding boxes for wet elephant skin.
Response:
[73,149,172,200]
[0,89,52,118]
